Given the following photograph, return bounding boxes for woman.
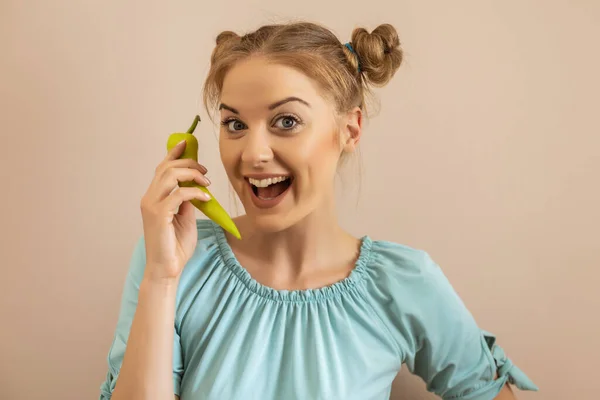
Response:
[99,22,538,400]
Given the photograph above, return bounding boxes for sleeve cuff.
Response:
[444,331,539,400]
[173,372,182,396]
[99,369,117,399]
[98,369,182,399]
[485,331,539,392]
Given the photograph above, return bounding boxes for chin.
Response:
[244,208,301,234]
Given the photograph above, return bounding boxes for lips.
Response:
[249,177,291,199]
[244,175,293,209]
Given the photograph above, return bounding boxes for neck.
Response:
[233,195,359,281]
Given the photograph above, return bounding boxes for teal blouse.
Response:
[99,219,538,399]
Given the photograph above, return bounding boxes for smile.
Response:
[245,175,293,208]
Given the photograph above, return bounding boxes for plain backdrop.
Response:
[1,1,599,399]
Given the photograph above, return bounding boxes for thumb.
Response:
[177,200,196,221]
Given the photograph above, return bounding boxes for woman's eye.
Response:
[274,116,299,130]
[222,119,246,132]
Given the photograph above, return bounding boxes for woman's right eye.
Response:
[221,119,247,133]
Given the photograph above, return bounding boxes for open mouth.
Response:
[247,176,293,201]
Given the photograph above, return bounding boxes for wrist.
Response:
[138,278,180,308]
[141,271,180,292]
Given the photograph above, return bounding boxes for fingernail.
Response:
[204,176,211,185]
[178,140,186,145]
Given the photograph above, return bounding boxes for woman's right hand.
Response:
[139,140,211,284]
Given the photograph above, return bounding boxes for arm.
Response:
[396,251,538,399]
[99,237,184,400]
[495,380,517,400]
[111,277,179,400]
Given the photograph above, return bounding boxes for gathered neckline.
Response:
[207,220,373,303]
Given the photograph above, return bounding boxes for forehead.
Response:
[220,57,328,111]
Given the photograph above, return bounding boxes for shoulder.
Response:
[369,239,432,270]
[195,217,222,248]
[368,237,468,313]
[178,218,225,282]
[173,219,230,325]
[364,238,474,344]
[367,238,450,294]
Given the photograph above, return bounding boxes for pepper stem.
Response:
[187,115,201,133]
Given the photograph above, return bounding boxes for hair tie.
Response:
[344,42,361,73]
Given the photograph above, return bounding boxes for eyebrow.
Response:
[218,96,311,115]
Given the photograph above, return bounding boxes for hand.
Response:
[139,140,211,283]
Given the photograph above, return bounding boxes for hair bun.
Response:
[211,31,241,63]
[215,31,240,45]
[351,23,403,86]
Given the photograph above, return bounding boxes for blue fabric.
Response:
[344,42,361,72]
[99,219,538,400]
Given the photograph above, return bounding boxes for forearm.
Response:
[494,374,518,400]
[111,274,179,400]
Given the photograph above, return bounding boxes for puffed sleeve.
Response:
[400,251,539,399]
[98,236,184,399]
[367,242,538,399]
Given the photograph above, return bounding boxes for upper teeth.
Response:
[249,176,289,188]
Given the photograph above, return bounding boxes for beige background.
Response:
[2,0,599,399]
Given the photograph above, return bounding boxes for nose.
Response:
[241,127,274,167]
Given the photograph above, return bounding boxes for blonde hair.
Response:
[202,21,404,118]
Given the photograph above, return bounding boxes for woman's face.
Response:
[218,57,361,232]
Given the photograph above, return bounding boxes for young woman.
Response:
[99,22,538,400]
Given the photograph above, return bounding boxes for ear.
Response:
[340,106,363,153]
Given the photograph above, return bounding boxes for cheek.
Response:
[219,139,238,175]
[309,129,341,167]
[293,120,339,157]
[289,129,341,182]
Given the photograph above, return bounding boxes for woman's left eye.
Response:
[273,115,300,130]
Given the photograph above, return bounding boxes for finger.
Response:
[176,199,195,219]
[153,142,188,177]
[156,158,208,177]
[162,187,211,214]
[155,167,211,200]
[166,158,208,174]
[164,139,187,162]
